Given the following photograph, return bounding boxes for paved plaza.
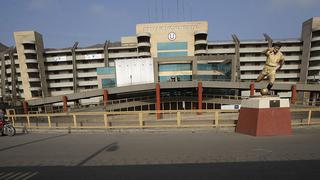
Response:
[1,127,320,179]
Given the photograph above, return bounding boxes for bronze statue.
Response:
[257,42,285,94]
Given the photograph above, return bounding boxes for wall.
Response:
[136,21,208,57]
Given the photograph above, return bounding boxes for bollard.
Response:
[23,101,29,114]
[250,81,255,96]
[61,96,68,112]
[291,84,297,104]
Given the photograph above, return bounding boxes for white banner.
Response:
[54,56,67,62]
[85,54,103,60]
[115,58,154,87]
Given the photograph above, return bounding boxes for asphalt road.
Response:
[1,127,320,179]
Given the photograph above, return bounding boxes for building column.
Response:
[291,84,297,104]
[153,58,159,83]
[103,40,110,67]
[231,34,240,82]
[22,101,28,114]
[103,89,108,106]
[299,18,313,84]
[61,96,68,112]
[9,49,17,104]
[192,56,198,80]
[250,81,255,96]
[35,33,49,98]
[198,81,203,114]
[156,83,161,119]
[0,52,6,100]
[72,42,79,93]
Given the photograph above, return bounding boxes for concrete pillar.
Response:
[34,33,50,98]
[103,40,110,67]
[299,18,313,84]
[232,34,240,82]
[192,56,198,80]
[250,81,255,96]
[72,42,79,93]
[9,50,17,104]
[153,58,159,83]
[22,101,28,114]
[61,96,68,112]
[1,52,6,99]
[198,81,203,114]
[103,89,108,106]
[291,85,297,104]
[156,83,161,119]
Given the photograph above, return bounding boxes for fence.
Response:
[6,108,320,130]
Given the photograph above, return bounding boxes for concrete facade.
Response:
[13,31,49,100]
[136,21,208,57]
[302,17,320,83]
[0,17,320,105]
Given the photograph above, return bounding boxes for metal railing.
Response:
[45,94,244,113]
[6,108,320,130]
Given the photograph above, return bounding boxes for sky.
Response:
[0,0,320,48]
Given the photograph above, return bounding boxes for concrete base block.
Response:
[236,96,292,136]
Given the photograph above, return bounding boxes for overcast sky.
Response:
[0,0,319,48]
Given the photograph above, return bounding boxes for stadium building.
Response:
[0,17,319,109]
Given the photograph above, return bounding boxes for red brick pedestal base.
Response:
[236,97,292,136]
[236,107,292,136]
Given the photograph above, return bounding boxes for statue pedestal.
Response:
[236,96,292,136]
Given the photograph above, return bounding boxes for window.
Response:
[23,44,35,50]
[26,63,38,69]
[31,90,41,97]
[102,78,116,88]
[158,52,188,57]
[159,64,191,71]
[30,82,41,87]
[157,42,188,51]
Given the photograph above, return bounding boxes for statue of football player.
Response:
[257,42,284,93]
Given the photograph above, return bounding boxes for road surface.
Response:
[1,127,320,179]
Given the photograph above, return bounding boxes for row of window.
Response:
[50,85,98,91]
[158,74,231,82]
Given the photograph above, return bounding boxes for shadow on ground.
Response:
[0,134,68,152]
[1,160,320,180]
[77,142,119,166]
